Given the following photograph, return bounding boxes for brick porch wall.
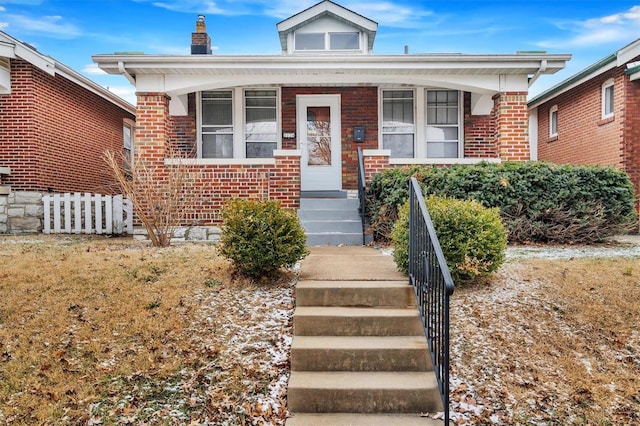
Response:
[0,59,135,194]
[136,93,300,227]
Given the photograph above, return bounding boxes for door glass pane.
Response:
[307,106,331,166]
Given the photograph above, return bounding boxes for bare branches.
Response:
[104,148,200,247]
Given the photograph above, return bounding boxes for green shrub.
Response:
[392,196,507,284]
[219,199,309,278]
[368,162,638,244]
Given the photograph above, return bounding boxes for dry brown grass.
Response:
[451,256,640,425]
[0,235,293,425]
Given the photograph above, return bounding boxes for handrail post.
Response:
[357,147,367,245]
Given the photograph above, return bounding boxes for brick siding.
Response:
[493,92,530,161]
[536,59,640,212]
[0,58,135,194]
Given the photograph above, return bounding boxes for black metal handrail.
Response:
[356,147,367,245]
[408,177,454,424]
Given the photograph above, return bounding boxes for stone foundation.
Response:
[132,225,221,243]
[0,191,43,234]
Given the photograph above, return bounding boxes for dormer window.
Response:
[294,31,360,51]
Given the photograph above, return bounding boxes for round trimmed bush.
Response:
[392,196,507,284]
[219,199,309,278]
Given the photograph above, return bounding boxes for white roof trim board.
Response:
[0,30,135,114]
[276,0,377,52]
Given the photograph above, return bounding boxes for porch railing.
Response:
[356,147,367,245]
[408,177,454,423]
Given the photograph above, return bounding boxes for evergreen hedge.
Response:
[367,162,637,244]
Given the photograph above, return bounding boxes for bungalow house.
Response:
[93,0,570,243]
[0,30,136,233]
[528,38,640,213]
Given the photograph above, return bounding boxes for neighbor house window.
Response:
[201,91,233,158]
[426,90,460,158]
[245,90,278,158]
[295,31,360,51]
[549,105,558,137]
[382,90,415,158]
[602,79,614,118]
[123,119,135,173]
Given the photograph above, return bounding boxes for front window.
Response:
[201,91,233,158]
[602,79,614,118]
[245,90,277,158]
[426,90,460,158]
[549,105,558,137]
[382,90,415,158]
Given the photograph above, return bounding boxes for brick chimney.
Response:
[191,15,212,54]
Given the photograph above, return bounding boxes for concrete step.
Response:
[297,209,361,221]
[302,220,362,234]
[293,306,423,336]
[296,280,414,308]
[306,232,363,246]
[287,371,442,413]
[285,413,445,426]
[291,335,432,372]
[300,198,359,210]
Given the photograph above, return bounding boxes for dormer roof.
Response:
[277,0,378,53]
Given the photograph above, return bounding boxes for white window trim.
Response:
[601,79,614,119]
[379,88,417,158]
[424,89,464,159]
[197,88,282,159]
[549,105,558,137]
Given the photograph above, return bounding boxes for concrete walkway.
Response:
[299,246,407,281]
[287,246,446,425]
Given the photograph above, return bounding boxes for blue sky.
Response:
[1,0,639,105]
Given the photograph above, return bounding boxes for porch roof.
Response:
[94,52,569,78]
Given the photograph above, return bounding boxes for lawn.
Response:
[0,235,293,425]
[0,235,639,425]
[450,251,640,425]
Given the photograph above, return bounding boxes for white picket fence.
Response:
[43,193,133,235]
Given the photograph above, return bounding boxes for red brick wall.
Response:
[537,68,625,168]
[494,92,529,160]
[0,59,135,193]
[464,92,498,158]
[622,77,640,211]
[168,93,197,157]
[282,87,378,189]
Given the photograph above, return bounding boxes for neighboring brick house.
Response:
[93,0,569,238]
[0,30,136,233]
[528,38,640,212]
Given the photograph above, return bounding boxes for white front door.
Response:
[297,95,342,191]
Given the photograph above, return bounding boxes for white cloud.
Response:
[149,0,249,15]
[4,13,82,38]
[106,86,137,105]
[82,63,106,75]
[537,5,640,49]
